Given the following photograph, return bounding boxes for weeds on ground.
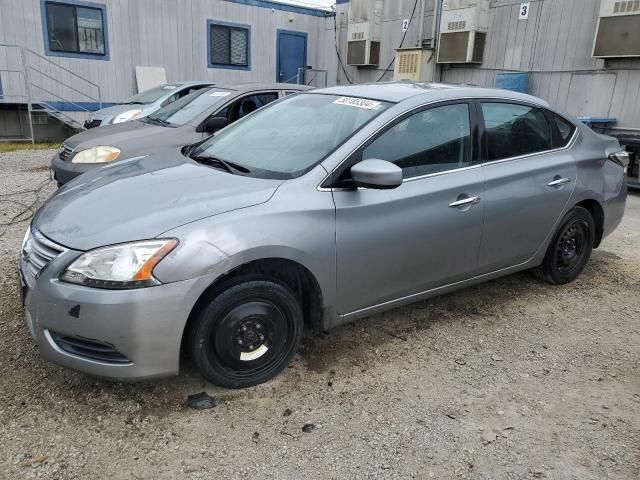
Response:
[0,142,59,153]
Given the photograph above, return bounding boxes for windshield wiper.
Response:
[144,117,171,127]
[190,154,250,174]
[123,101,145,105]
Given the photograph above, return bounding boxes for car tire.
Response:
[187,277,304,389]
[531,206,595,285]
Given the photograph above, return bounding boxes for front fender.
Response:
[152,187,337,321]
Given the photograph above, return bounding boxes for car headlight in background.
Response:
[112,109,143,124]
[60,239,178,289]
[71,146,121,164]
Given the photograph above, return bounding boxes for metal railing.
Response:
[297,68,328,88]
[279,68,328,87]
[0,43,103,142]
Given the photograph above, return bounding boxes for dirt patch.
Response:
[0,149,638,479]
[22,165,51,173]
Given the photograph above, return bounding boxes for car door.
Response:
[332,102,486,315]
[200,92,280,138]
[477,101,578,273]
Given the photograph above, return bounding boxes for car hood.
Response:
[88,103,146,118]
[34,151,283,251]
[64,120,171,152]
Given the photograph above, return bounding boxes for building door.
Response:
[277,30,307,84]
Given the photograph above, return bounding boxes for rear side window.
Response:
[547,111,576,148]
[481,103,552,161]
[363,103,471,179]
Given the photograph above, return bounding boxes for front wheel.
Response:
[187,278,303,389]
[531,206,595,285]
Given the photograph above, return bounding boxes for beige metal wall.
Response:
[0,0,331,104]
[326,0,439,85]
[329,0,640,129]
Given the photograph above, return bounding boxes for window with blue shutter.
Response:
[207,20,251,71]
[42,0,109,60]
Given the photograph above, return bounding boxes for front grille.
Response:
[49,331,131,364]
[84,119,102,129]
[20,229,66,287]
[59,144,74,161]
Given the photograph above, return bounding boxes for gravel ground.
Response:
[0,149,639,480]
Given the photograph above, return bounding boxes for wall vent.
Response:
[613,0,640,12]
[31,113,48,125]
[447,20,467,30]
[346,0,383,66]
[437,0,490,64]
[593,0,640,58]
[393,48,434,81]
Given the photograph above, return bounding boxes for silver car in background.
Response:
[20,83,628,388]
[83,81,213,128]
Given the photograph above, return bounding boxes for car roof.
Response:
[310,81,549,107]
[210,83,314,93]
[171,81,215,88]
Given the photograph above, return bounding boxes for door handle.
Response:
[547,177,571,188]
[449,195,481,208]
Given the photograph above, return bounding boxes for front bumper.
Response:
[21,249,205,380]
[50,152,97,185]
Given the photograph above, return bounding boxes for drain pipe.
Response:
[417,0,427,48]
[432,0,443,81]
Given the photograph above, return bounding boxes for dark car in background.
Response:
[83,81,213,128]
[53,83,311,185]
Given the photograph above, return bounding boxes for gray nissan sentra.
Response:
[20,82,628,388]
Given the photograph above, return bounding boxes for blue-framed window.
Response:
[41,0,110,60]
[207,20,251,71]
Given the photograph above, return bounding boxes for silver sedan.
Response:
[20,83,628,388]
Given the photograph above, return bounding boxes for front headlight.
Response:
[112,109,143,124]
[72,146,121,164]
[61,239,178,289]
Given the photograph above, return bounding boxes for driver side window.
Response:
[363,103,471,179]
[224,93,279,122]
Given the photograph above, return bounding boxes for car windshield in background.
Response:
[122,84,181,105]
[190,94,391,178]
[146,88,233,127]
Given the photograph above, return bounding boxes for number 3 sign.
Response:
[519,2,530,19]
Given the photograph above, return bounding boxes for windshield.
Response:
[189,94,391,178]
[146,88,232,126]
[122,84,182,105]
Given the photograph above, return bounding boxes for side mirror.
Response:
[201,116,229,133]
[350,159,403,190]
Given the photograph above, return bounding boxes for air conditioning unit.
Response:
[593,0,640,58]
[346,0,383,67]
[437,0,490,64]
[393,48,435,81]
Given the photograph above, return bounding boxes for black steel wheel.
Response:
[531,206,595,285]
[188,278,303,389]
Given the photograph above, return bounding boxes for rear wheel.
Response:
[531,206,595,285]
[187,278,303,389]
